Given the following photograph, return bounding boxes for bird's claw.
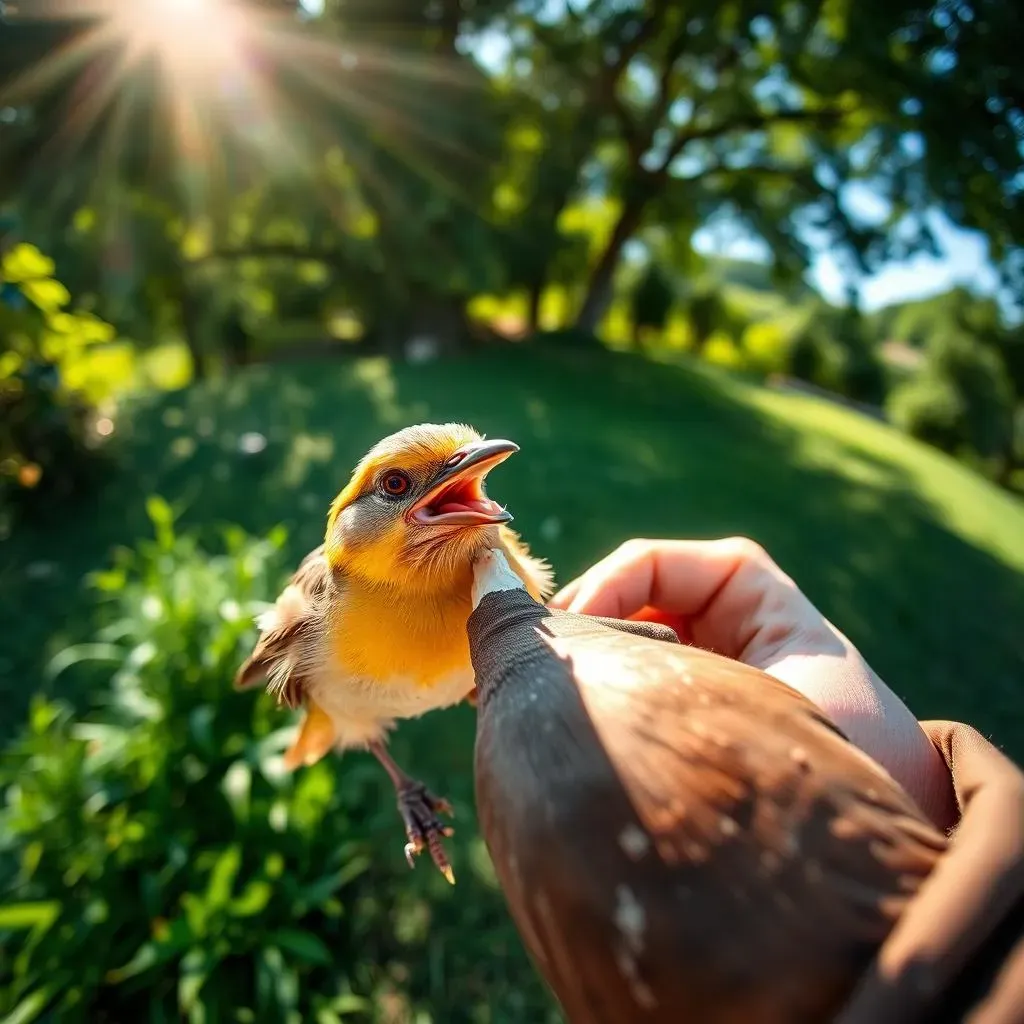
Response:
[396,780,456,884]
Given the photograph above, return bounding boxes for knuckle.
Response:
[616,537,654,562]
[721,536,771,565]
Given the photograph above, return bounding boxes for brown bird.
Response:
[467,548,949,1024]
[234,425,553,881]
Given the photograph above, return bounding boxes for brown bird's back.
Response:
[469,577,947,1024]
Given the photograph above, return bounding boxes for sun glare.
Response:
[5,0,489,223]
[111,0,247,81]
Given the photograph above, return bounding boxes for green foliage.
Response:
[887,371,966,453]
[683,286,731,352]
[889,330,1016,467]
[0,243,117,528]
[4,0,1022,347]
[0,502,557,1022]
[741,321,791,377]
[788,326,826,385]
[630,263,675,334]
[701,331,748,371]
[787,305,886,406]
[833,320,886,408]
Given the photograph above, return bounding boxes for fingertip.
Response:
[547,581,580,610]
[564,586,620,618]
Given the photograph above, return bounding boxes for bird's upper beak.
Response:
[409,439,519,527]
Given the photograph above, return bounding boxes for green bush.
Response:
[888,330,1016,472]
[0,501,556,1024]
[741,321,790,377]
[887,372,966,452]
[629,263,675,347]
[0,243,117,530]
[787,307,886,406]
[787,326,827,385]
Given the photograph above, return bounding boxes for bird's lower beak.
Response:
[409,439,518,527]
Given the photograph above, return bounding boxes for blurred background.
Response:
[1,0,1022,1020]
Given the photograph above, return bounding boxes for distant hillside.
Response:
[866,285,1005,346]
[702,256,816,302]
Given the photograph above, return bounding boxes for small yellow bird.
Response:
[234,423,554,882]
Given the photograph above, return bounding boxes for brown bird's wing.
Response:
[472,596,947,1024]
[233,543,332,711]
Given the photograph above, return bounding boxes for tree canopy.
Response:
[1,0,1020,335]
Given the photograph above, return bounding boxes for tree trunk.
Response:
[575,192,649,335]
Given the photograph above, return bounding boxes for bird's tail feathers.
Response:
[282,700,337,770]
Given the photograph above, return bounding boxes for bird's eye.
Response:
[380,471,411,497]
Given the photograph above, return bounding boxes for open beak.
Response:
[409,439,518,527]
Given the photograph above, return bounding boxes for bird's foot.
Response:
[396,780,456,884]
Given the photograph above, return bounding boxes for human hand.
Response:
[548,537,957,831]
[837,720,1024,1024]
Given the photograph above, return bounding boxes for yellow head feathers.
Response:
[323,423,517,591]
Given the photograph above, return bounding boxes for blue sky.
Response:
[692,191,1002,313]
[809,214,1001,312]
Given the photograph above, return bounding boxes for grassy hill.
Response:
[5,343,1022,750]
[3,343,1023,1021]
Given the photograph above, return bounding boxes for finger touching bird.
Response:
[234,423,554,883]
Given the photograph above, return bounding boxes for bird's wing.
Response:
[233,543,332,709]
[475,616,946,1022]
[499,525,556,602]
[568,630,943,937]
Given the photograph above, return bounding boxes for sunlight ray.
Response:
[2,0,503,227]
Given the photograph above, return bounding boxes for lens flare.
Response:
[2,0,499,232]
[112,0,246,82]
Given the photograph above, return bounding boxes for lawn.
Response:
[3,343,1023,1021]
[5,344,1023,752]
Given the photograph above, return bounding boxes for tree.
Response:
[494,0,1024,332]
[685,285,730,354]
[787,301,885,404]
[888,328,1016,471]
[0,0,515,356]
[3,0,1022,360]
[629,262,675,348]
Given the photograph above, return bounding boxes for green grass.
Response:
[5,344,1024,752]
[3,343,1023,1020]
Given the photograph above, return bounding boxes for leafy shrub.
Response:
[701,331,747,370]
[888,330,1016,470]
[835,339,886,407]
[629,263,675,347]
[787,307,885,405]
[0,243,118,529]
[741,321,790,377]
[0,502,556,1023]
[788,325,827,385]
[684,286,729,353]
[887,372,966,452]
